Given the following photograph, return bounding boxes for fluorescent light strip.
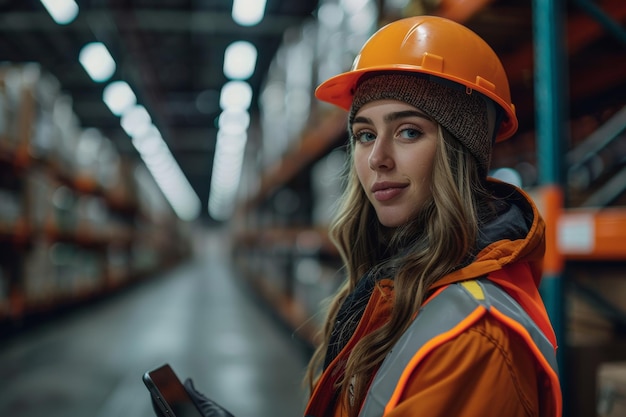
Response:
[223,41,258,80]
[131,127,201,221]
[120,105,152,138]
[208,131,247,220]
[232,0,267,26]
[103,81,136,116]
[219,80,253,110]
[79,42,116,82]
[40,0,78,25]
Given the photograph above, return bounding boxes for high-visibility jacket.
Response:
[304,181,562,417]
[358,278,561,417]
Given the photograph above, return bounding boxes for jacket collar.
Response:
[432,178,546,290]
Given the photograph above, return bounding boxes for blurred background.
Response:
[0,0,625,416]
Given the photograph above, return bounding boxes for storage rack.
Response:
[0,64,192,328]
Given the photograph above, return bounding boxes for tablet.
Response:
[142,364,204,417]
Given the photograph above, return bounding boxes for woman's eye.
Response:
[354,131,376,143]
[399,128,422,140]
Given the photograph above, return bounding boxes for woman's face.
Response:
[352,99,439,228]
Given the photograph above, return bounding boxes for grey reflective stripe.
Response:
[358,279,558,417]
[480,280,558,373]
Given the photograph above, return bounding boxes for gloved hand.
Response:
[184,378,236,417]
[149,378,235,417]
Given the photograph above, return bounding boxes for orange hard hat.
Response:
[315,15,518,141]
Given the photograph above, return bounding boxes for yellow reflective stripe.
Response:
[460,280,485,300]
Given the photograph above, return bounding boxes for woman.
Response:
[152,15,562,417]
[302,15,562,417]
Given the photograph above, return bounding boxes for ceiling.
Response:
[0,0,625,222]
[0,0,320,221]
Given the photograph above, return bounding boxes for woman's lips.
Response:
[371,182,408,202]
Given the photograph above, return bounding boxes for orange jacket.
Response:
[305,181,562,417]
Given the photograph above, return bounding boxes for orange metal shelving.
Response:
[559,207,626,260]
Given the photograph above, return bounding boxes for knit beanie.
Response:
[349,73,497,174]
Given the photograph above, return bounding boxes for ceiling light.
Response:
[232,0,267,26]
[79,42,116,82]
[149,161,201,222]
[347,4,377,34]
[224,41,258,80]
[341,0,369,14]
[120,105,152,138]
[318,3,344,28]
[208,130,248,220]
[103,81,136,116]
[219,81,252,110]
[40,0,78,25]
[215,132,247,157]
[218,109,250,134]
[131,126,200,221]
[131,125,164,156]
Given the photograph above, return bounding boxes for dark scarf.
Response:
[323,271,378,369]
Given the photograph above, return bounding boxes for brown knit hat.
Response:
[349,73,497,174]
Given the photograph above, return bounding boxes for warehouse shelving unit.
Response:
[0,64,192,329]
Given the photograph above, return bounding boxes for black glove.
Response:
[149,378,235,417]
[184,378,236,417]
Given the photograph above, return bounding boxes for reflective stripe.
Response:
[480,280,558,373]
[358,279,559,417]
[461,280,485,300]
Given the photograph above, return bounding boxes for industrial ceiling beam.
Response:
[0,10,304,35]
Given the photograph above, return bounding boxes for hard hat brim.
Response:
[315,65,518,142]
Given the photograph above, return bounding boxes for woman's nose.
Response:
[368,138,394,171]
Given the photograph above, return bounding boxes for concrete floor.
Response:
[0,243,312,417]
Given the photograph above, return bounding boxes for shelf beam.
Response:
[245,109,347,209]
[559,208,626,260]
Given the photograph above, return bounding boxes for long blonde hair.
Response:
[305,126,494,416]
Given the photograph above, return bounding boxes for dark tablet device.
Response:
[142,364,203,417]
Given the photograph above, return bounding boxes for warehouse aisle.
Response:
[0,233,312,417]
